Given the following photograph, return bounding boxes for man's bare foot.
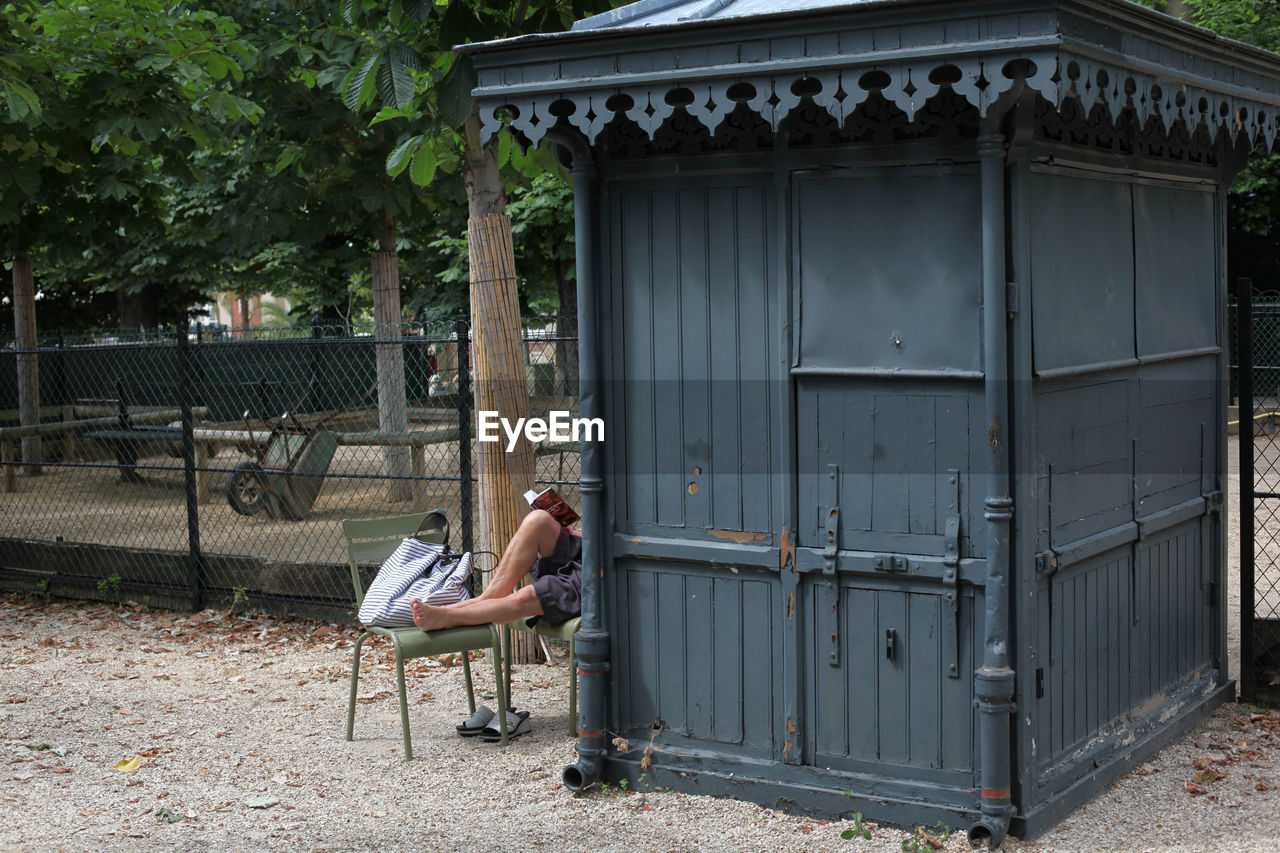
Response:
[409,597,449,632]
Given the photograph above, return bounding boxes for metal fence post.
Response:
[456,317,473,555]
[178,329,204,611]
[1239,278,1255,703]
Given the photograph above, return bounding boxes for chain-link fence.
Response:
[1237,289,1280,703]
[0,316,580,621]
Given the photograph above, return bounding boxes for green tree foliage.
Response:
[1,0,261,332]
[340,0,615,317]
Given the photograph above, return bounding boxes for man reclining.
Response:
[409,509,580,632]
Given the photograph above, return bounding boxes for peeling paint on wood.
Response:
[707,529,768,543]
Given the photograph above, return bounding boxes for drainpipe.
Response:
[546,126,609,792]
[969,79,1025,849]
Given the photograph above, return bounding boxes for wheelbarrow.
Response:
[225,380,351,521]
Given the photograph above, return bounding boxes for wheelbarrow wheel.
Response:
[226,462,267,516]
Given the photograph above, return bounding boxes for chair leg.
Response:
[461,652,476,715]
[391,635,413,761]
[569,634,578,737]
[502,625,513,712]
[346,632,370,742]
[491,628,509,747]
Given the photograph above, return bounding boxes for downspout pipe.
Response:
[969,79,1026,850]
[546,126,609,793]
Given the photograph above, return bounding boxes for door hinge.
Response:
[1006,281,1020,317]
[943,468,961,679]
[820,463,840,667]
[821,464,840,575]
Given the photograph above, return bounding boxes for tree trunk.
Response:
[117,282,162,330]
[12,253,40,475]
[373,210,412,502]
[465,109,538,664]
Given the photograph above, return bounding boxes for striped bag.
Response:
[357,538,473,628]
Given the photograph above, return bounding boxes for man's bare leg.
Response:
[474,509,563,601]
[410,585,543,632]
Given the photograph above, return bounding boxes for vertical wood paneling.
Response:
[620,190,656,525]
[741,579,775,750]
[686,575,714,737]
[735,187,772,534]
[614,182,774,534]
[815,581,973,772]
[679,191,711,531]
[657,572,688,731]
[650,191,685,528]
[907,592,942,767]
[845,588,877,759]
[907,396,936,535]
[707,188,743,532]
[712,577,744,744]
[1043,552,1135,763]
[628,569,659,726]
[871,396,911,534]
[619,562,777,754]
[876,590,910,764]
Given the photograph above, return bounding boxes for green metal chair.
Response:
[344,510,509,759]
[504,616,580,736]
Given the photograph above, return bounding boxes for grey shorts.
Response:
[529,527,582,627]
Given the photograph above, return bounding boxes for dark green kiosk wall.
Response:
[1013,154,1225,824]
[595,132,1228,831]
[598,144,993,818]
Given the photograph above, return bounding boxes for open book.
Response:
[524,487,580,527]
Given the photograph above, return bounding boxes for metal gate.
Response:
[1238,282,1280,703]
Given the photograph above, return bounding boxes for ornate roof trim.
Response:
[466,1,1280,154]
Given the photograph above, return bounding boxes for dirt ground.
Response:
[0,442,1273,851]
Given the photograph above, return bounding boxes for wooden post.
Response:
[60,405,76,459]
[13,254,40,475]
[411,441,426,509]
[465,111,539,663]
[195,442,210,504]
[373,212,412,502]
[2,439,12,492]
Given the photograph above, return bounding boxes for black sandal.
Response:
[479,709,532,742]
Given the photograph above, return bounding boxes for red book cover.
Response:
[524,487,580,527]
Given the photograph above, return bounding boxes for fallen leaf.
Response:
[1185,781,1208,796]
[1193,767,1226,786]
[243,797,279,809]
[612,737,631,754]
[115,755,142,773]
[798,824,813,835]
[154,807,182,823]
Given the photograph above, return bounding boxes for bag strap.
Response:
[411,510,450,549]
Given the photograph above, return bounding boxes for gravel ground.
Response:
[0,597,1276,853]
[0,445,1275,852]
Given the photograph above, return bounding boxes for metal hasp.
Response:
[820,464,840,667]
[943,469,961,680]
[461,0,1280,841]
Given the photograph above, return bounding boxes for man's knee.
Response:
[523,509,559,535]
[512,583,544,616]
[522,509,562,552]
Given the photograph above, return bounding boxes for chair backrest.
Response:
[342,510,450,607]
